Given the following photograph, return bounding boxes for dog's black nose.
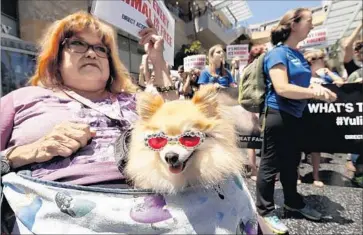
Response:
[165,152,179,165]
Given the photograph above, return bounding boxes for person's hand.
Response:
[32,121,96,163]
[311,84,337,103]
[309,83,325,97]
[213,83,224,89]
[355,78,363,84]
[138,18,164,66]
[333,80,346,87]
[323,68,332,74]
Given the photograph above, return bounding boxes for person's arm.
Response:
[227,70,237,87]
[138,19,178,101]
[182,73,191,94]
[0,93,15,151]
[270,64,315,99]
[270,64,336,102]
[6,121,95,168]
[197,70,209,85]
[342,22,362,63]
[138,64,146,87]
[141,55,151,84]
[325,69,344,83]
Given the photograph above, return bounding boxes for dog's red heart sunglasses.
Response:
[144,130,206,151]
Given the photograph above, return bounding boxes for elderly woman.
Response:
[1,11,176,181]
[0,11,179,233]
[1,12,257,234]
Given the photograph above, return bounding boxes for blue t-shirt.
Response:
[264,45,311,118]
[198,67,234,87]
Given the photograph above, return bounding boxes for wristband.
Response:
[1,146,17,175]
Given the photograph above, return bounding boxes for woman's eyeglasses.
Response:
[144,130,206,151]
[62,38,109,58]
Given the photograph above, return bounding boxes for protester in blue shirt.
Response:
[255,8,337,234]
[198,44,236,88]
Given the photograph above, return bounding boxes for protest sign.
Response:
[91,0,175,66]
[217,83,363,154]
[300,83,363,154]
[298,28,327,49]
[226,44,249,60]
[183,55,206,71]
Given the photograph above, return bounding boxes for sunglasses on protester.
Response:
[62,38,109,58]
[310,56,324,62]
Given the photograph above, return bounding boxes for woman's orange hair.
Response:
[29,11,137,93]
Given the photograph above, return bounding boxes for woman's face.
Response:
[59,30,110,92]
[211,46,225,65]
[310,54,325,72]
[292,11,314,42]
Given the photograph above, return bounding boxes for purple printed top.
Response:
[0,86,138,185]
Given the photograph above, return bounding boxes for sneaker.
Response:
[284,204,322,221]
[263,215,288,234]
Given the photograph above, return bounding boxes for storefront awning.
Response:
[208,0,253,24]
[323,0,362,47]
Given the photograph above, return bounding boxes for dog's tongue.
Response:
[169,165,183,174]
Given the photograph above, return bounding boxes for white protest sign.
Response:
[226,44,249,60]
[298,28,327,49]
[91,0,175,66]
[183,55,206,71]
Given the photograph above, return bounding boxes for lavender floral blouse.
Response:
[0,86,138,185]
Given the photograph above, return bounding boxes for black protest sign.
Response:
[217,87,263,149]
[300,83,363,154]
[218,84,362,154]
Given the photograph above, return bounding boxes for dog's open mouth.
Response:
[168,153,194,174]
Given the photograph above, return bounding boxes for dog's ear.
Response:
[192,84,219,118]
[136,92,164,121]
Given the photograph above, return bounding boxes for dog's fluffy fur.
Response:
[125,85,246,194]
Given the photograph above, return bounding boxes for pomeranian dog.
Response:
[125,85,246,194]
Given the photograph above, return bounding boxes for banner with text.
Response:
[226,44,249,60]
[298,28,327,49]
[91,0,175,66]
[183,55,206,71]
[300,83,363,154]
[218,83,363,153]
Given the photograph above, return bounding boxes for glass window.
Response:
[118,49,130,71]
[1,50,36,96]
[130,40,142,73]
[1,0,18,19]
[118,35,129,51]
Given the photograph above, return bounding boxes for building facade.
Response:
[249,6,327,45]
[1,0,252,96]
